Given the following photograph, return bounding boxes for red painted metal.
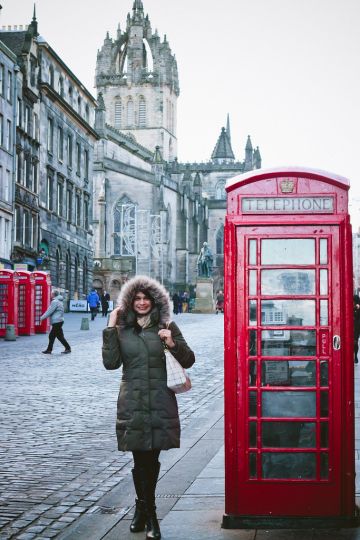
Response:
[14,270,35,336]
[0,270,19,337]
[32,271,51,334]
[224,168,355,524]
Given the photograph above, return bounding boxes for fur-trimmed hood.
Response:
[116,275,171,329]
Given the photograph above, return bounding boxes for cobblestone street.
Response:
[0,313,224,540]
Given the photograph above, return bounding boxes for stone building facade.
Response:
[92,0,261,296]
[0,39,17,268]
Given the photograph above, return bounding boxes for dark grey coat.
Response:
[102,276,195,452]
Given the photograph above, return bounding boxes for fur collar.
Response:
[116,275,171,329]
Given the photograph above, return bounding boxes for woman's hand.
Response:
[158,328,175,349]
[108,307,121,328]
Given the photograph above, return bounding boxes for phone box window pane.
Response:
[320,361,329,386]
[249,422,257,447]
[261,300,315,326]
[249,300,257,326]
[261,270,315,296]
[249,391,257,417]
[262,361,316,387]
[249,330,257,356]
[262,421,316,448]
[321,422,329,448]
[261,239,315,265]
[262,391,316,418]
[249,239,257,265]
[320,300,328,326]
[320,239,328,264]
[261,330,316,357]
[262,452,316,479]
[320,269,328,295]
[321,453,329,479]
[249,270,257,295]
[249,360,257,386]
[320,391,329,417]
[249,452,257,478]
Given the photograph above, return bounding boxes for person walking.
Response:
[171,291,180,315]
[101,290,110,317]
[102,276,195,540]
[216,290,224,314]
[40,290,71,354]
[354,295,360,364]
[87,288,100,321]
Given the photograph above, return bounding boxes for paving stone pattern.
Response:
[0,312,224,539]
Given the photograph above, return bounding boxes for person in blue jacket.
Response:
[87,288,100,320]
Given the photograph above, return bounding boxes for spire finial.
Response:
[226,114,231,143]
[33,3,37,21]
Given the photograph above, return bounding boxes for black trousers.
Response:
[132,450,161,469]
[47,322,71,351]
[90,307,98,320]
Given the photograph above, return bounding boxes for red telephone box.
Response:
[223,167,356,528]
[33,271,51,334]
[0,270,19,337]
[15,270,35,336]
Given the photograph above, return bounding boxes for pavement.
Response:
[0,312,360,539]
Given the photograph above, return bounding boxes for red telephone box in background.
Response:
[223,167,357,528]
[15,270,35,336]
[33,271,51,333]
[0,270,19,337]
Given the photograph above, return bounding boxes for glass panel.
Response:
[320,269,328,295]
[320,239,328,264]
[320,453,329,479]
[249,300,257,326]
[249,330,257,356]
[249,452,257,478]
[249,391,257,417]
[249,360,257,386]
[249,421,257,447]
[261,300,315,326]
[261,270,315,296]
[249,239,257,265]
[320,391,329,417]
[320,361,328,386]
[261,239,315,265]
[262,361,316,387]
[262,422,316,448]
[261,330,316,357]
[249,270,257,295]
[320,300,328,326]
[321,422,329,447]
[262,452,316,479]
[262,391,316,418]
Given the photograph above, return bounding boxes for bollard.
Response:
[80,317,90,330]
[4,324,16,341]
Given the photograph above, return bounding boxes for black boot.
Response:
[145,461,161,540]
[130,467,147,533]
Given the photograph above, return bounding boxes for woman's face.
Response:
[133,291,152,315]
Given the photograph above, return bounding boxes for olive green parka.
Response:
[102,276,195,452]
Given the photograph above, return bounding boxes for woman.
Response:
[102,276,195,540]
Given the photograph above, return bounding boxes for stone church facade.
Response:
[92,0,262,296]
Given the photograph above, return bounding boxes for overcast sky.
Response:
[2,0,360,227]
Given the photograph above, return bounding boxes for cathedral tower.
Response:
[95,0,179,161]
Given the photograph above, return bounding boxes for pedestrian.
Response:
[40,290,71,355]
[101,290,110,317]
[354,294,360,364]
[216,290,224,314]
[181,291,189,313]
[172,291,180,315]
[87,288,100,320]
[102,275,195,540]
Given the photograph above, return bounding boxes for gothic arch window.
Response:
[216,225,224,255]
[65,251,71,291]
[215,180,226,200]
[116,42,128,74]
[127,99,134,127]
[74,254,80,293]
[114,99,122,129]
[138,97,146,127]
[113,196,136,256]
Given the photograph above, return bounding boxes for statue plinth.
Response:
[192,278,215,314]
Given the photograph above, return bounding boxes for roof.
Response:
[211,127,235,161]
[0,31,26,56]
[226,166,351,192]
